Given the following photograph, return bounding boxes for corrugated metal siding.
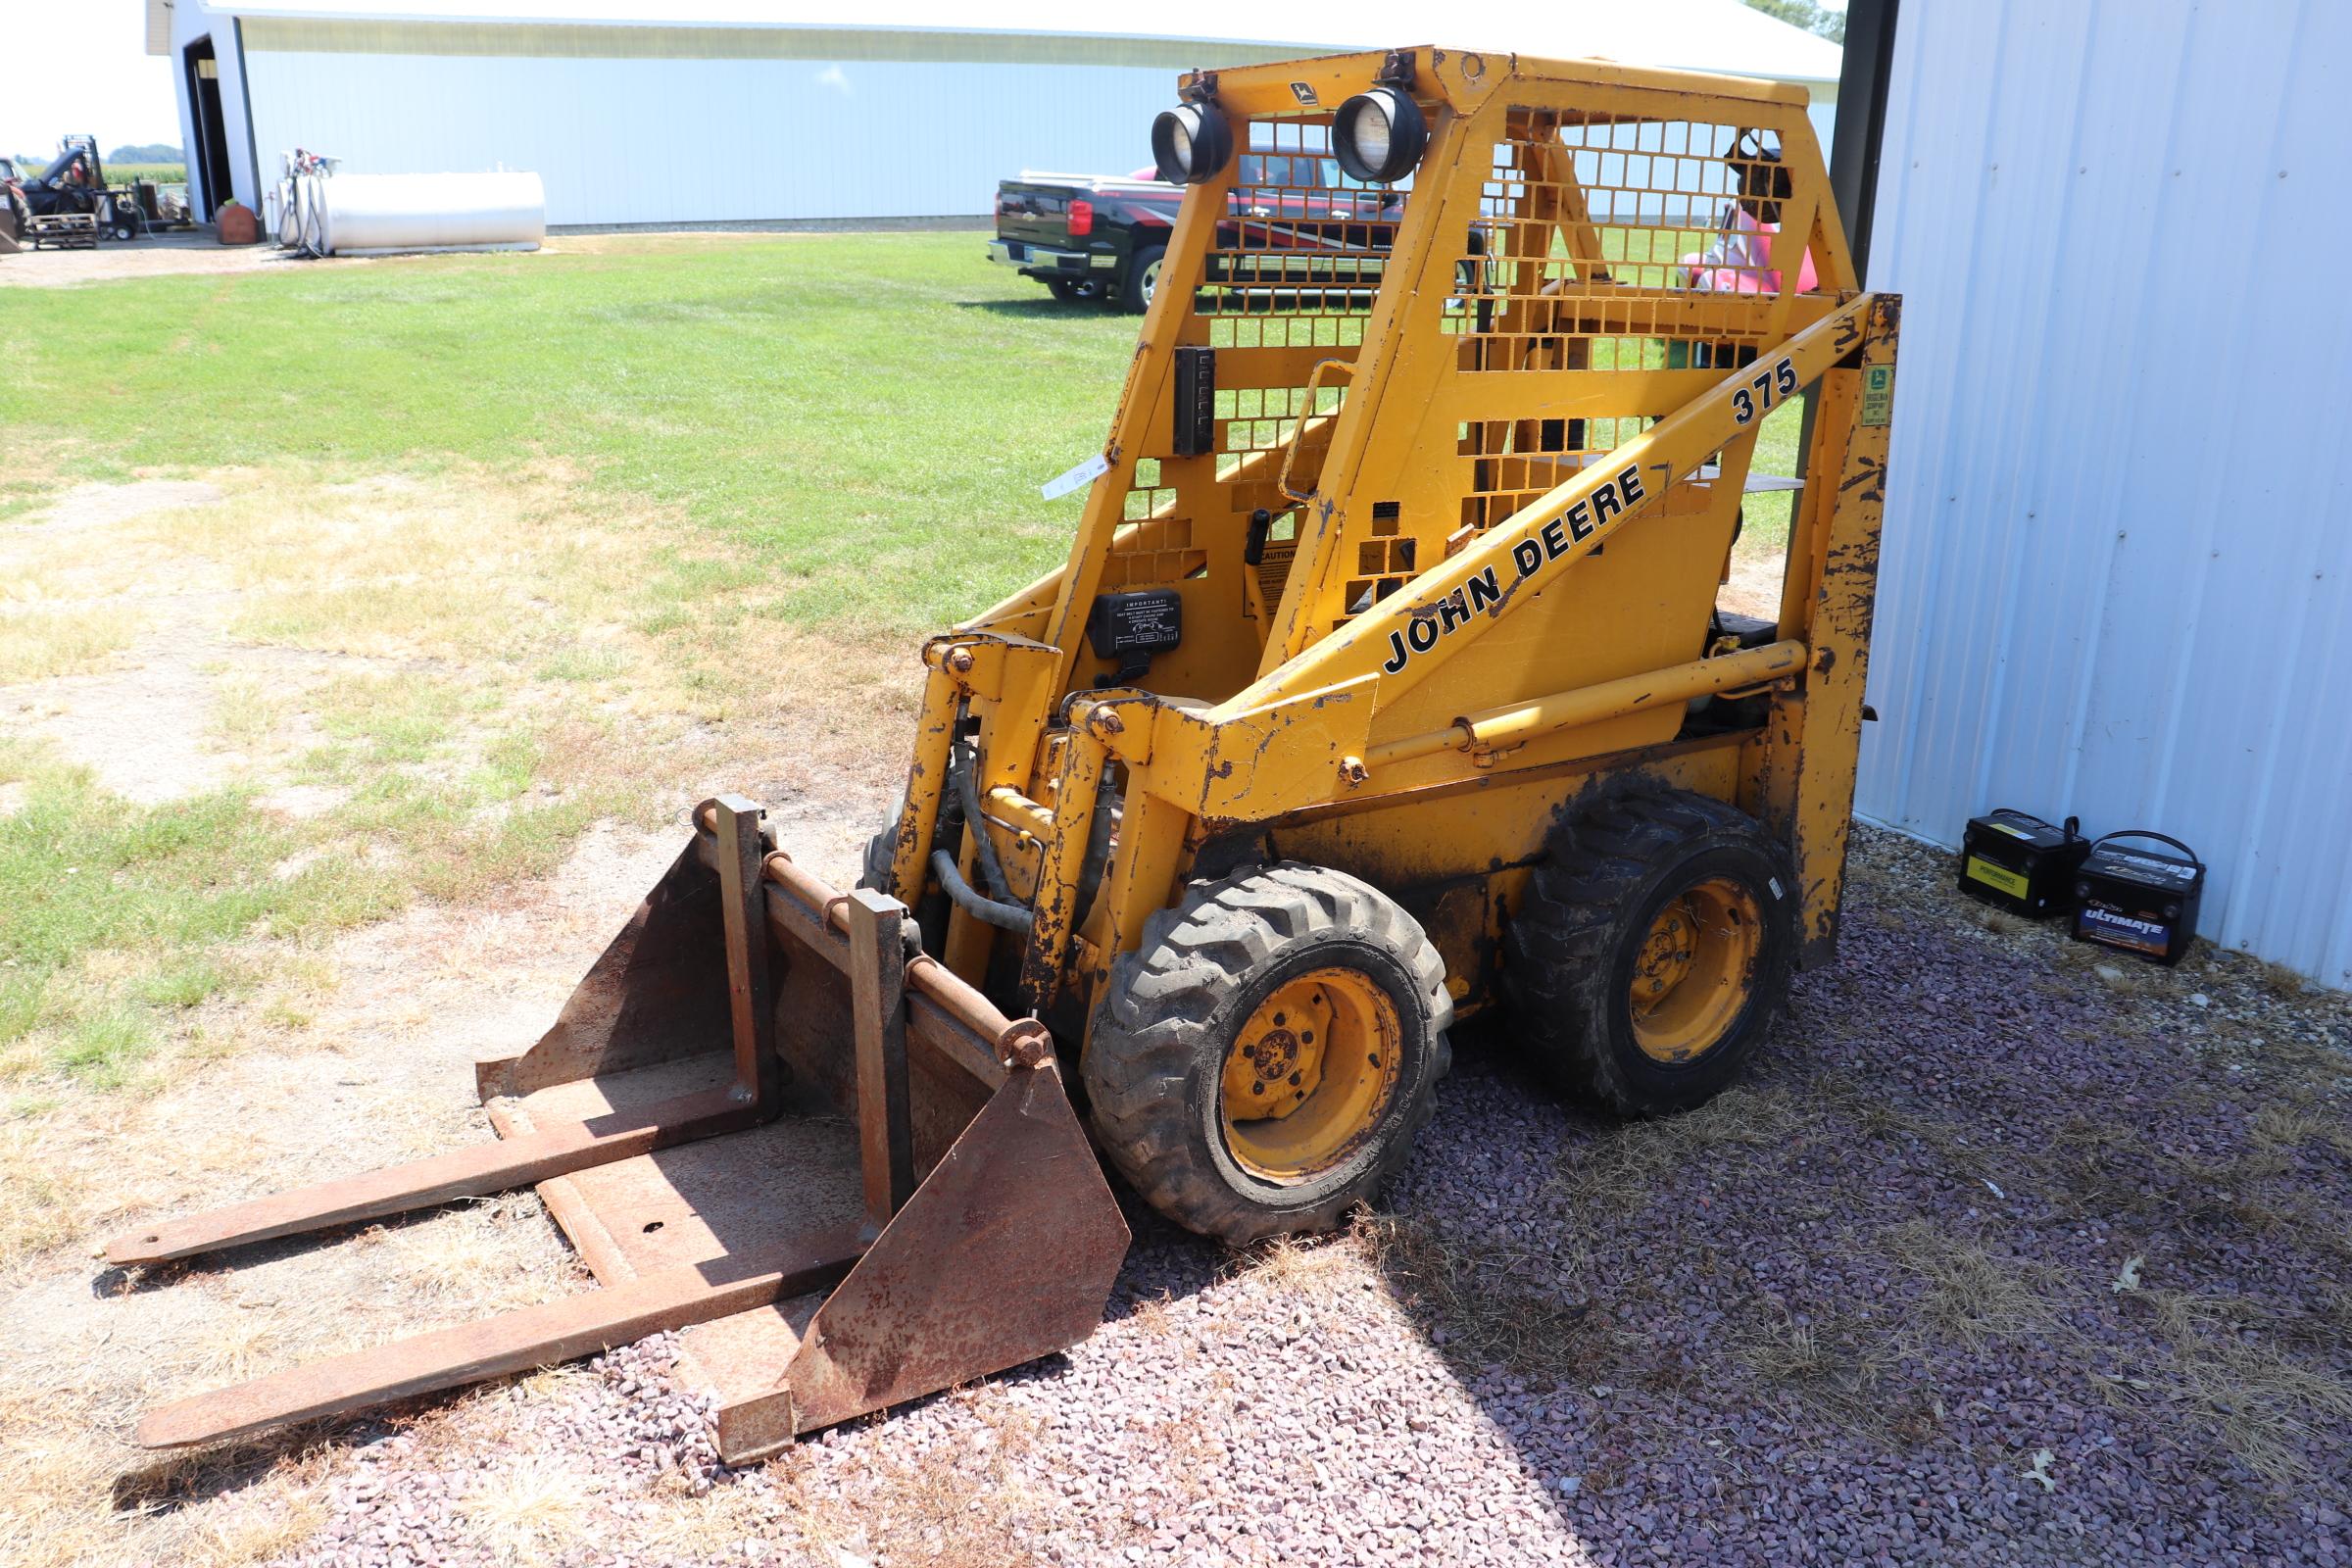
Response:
[239,49,1184,223]
[1857,0,2352,985]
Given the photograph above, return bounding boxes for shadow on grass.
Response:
[112,1415,397,1517]
[953,297,1114,318]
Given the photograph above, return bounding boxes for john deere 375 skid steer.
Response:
[115,47,1897,1460]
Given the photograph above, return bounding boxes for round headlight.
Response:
[1334,86,1427,184]
[1152,103,1233,185]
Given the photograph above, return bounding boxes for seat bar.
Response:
[136,1226,865,1449]
[103,1086,758,1267]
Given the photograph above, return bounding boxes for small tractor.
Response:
[4,136,149,249]
[114,47,1897,1460]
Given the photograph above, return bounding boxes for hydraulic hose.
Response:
[930,850,1033,934]
[952,742,1019,904]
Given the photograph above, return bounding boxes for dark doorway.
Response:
[184,36,234,219]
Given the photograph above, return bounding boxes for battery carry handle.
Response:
[2086,829,2203,870]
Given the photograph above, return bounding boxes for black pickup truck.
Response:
[990,156,1404,313]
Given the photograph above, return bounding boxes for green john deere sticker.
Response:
[1861,365,1894,426]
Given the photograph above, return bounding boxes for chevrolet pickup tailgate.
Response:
[996,181,1086,248]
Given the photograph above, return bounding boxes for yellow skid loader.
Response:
[114,47,1897,1460]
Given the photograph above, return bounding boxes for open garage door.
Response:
[184,36,234,219]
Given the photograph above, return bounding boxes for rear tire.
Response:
[1083,862,1451,1246]
[1121,246,1165,314]
[1502,790,1795,1116]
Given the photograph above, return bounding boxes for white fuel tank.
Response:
[311,172,545,257]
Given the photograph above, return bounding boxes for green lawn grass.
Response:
[0,231,1809,626]
[0,741,403,1088]
[0,234,1134,636]
[0,232,1811,1091]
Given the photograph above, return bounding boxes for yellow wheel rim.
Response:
[1629,876,1761,1063]
[1219,966,1402,1183]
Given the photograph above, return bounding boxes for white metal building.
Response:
[1855,0,2352,984]
[146,0,1840,225]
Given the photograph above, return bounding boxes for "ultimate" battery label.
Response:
[2080,906,2170,956]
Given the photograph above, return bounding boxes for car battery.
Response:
[1956,808,2088,917]
[2070,831,2205,965]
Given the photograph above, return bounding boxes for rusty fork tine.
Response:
[103,1087,758,1267]
[135,1227,866,1450]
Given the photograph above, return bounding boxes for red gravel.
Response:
[260,823,2352,1567]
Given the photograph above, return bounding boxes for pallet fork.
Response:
[115,798,1128,1459]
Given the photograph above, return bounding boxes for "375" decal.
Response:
[1733,357,1798,425]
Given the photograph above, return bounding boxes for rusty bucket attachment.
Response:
[111,797,1130,1460]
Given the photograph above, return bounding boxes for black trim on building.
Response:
[1829,0,1900,285]
[234,18,263,213]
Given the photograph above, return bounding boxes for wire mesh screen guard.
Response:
[1447,110,1813,369]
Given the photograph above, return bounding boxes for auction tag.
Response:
[1042,453,1110,501]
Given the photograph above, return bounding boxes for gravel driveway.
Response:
[202,825,2352,1566]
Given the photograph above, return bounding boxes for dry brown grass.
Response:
[627,1471,795,1561]
[204,672,295,755]
[2047,936,2176,997]
[378,1199,586,1318]
[2257,958,2314,1001]
[1806,1077,2008,1185]
[2041,1110,2173,1224]
[2251,1103,2352,1161]
[174,1475,333,1568]
[0,606,146,684]
[1551,1084,1833,1215]
[1246,1228,1374,1303]
[0,454,916,1200]
[0,1379,332,1568]
[2109,1289,2352,1486]
[1870,1200,2352,1488]
[1121,1289,1181,1340]
[1974,906,2030,938]
[786,1404,1050,1568]
[0,1114,89,1275]
[1732,1309,1906,1432]
[0,440,75,519]
[455,1448,599,1566]
[1884,1220,2068,1349]
[1360,1214,1603,1381]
